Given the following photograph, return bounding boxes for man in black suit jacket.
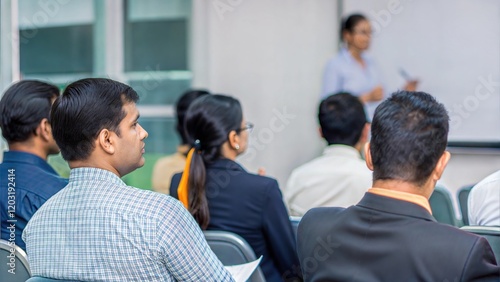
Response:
[297,91,500,282]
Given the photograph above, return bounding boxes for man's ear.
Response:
[364,142,374,171]
[359,123,370,144]
[318,127,324,138]
[98,129,115,155]
[432,151,451,181]
[39,118,52,141]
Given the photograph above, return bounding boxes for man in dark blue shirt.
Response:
[0,80,68,250]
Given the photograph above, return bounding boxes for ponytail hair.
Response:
[177,95,243,229]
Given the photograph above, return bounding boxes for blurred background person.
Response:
[321,13,418,117]
[152,89,210,193]
[170,94,301,282]
[285,92,371,216]
[0,80,68,250]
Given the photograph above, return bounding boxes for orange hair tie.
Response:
[177,147,195,209]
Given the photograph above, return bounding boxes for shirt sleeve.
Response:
[461,236,500,281]
[262,180,303,281]
[468,180,500,226]
[321,58,342,99]
[468,185,479,226]
[157,199,234,282]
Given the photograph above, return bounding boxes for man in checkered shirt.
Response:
[23,78,234,281]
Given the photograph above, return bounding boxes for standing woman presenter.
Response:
[322,14,417,115]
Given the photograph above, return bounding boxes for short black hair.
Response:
[51,78,139,161]
[176,89,210,144]
[0,80,59,143]
[370,91,449,186]
[318,92,367,146]
[340,13,368,41]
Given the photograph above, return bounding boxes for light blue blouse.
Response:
[321,47,384,118]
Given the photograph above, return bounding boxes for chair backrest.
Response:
[457,185,474,225]
[429,186,460,226]
[0,239,31,282]
[460,226,500,261]
[290,216,301,239]
[204,231,266,282]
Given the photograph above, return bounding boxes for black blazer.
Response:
[170,158,301,282]
[297,192,500,282]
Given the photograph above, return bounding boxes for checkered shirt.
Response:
[23,167,233,281]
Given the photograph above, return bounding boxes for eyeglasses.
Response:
[237,122,254,133]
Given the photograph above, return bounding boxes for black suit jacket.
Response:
[297,192,500,282]
[171,158,301,282]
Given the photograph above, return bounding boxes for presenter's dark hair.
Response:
[318,92,367,146]
[184,94,243,229]
[51,78,139,161]
[176,89,210,145]
[340,13,368,41]
[0,80,59,143]
[370,91,449,186]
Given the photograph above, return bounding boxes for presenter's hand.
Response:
[360,86,384,103]
[404,80,419,91]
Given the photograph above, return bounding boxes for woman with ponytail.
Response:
[170,95,301,282]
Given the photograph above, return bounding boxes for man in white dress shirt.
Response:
[285,93,371,216]
[468,170,500,226]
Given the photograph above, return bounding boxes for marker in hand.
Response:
[399,68,419,92]
[399,68,413,81]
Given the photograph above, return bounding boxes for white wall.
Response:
[192,0,338,187]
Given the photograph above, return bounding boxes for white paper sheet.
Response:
[224,256,263,282]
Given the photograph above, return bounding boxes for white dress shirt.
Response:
[284,145,372,216]
[468,170,500,226]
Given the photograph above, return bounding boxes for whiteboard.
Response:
[343,0,500,145]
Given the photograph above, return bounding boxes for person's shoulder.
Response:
[290,156,323,175]
[33,174,68,199]
[228,171,281,203]
[154,153,185,168]
[473,170,500,191]
[152,154,185,181]
[242,171,279,191]
[298,207,346,238]
[325,52,347,68]
[5,162,68,199]
[420,219,483,245]
[122,186,185,217]
[303,206,346,221]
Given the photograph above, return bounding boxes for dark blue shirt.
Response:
[171,158,301,282]
[1,151,68,250]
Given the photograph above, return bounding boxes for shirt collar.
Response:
[2,150,58,175]
[368,187,432,214]
[69,167,125,186]
[323,144,363,159]
[340,46,369,64]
